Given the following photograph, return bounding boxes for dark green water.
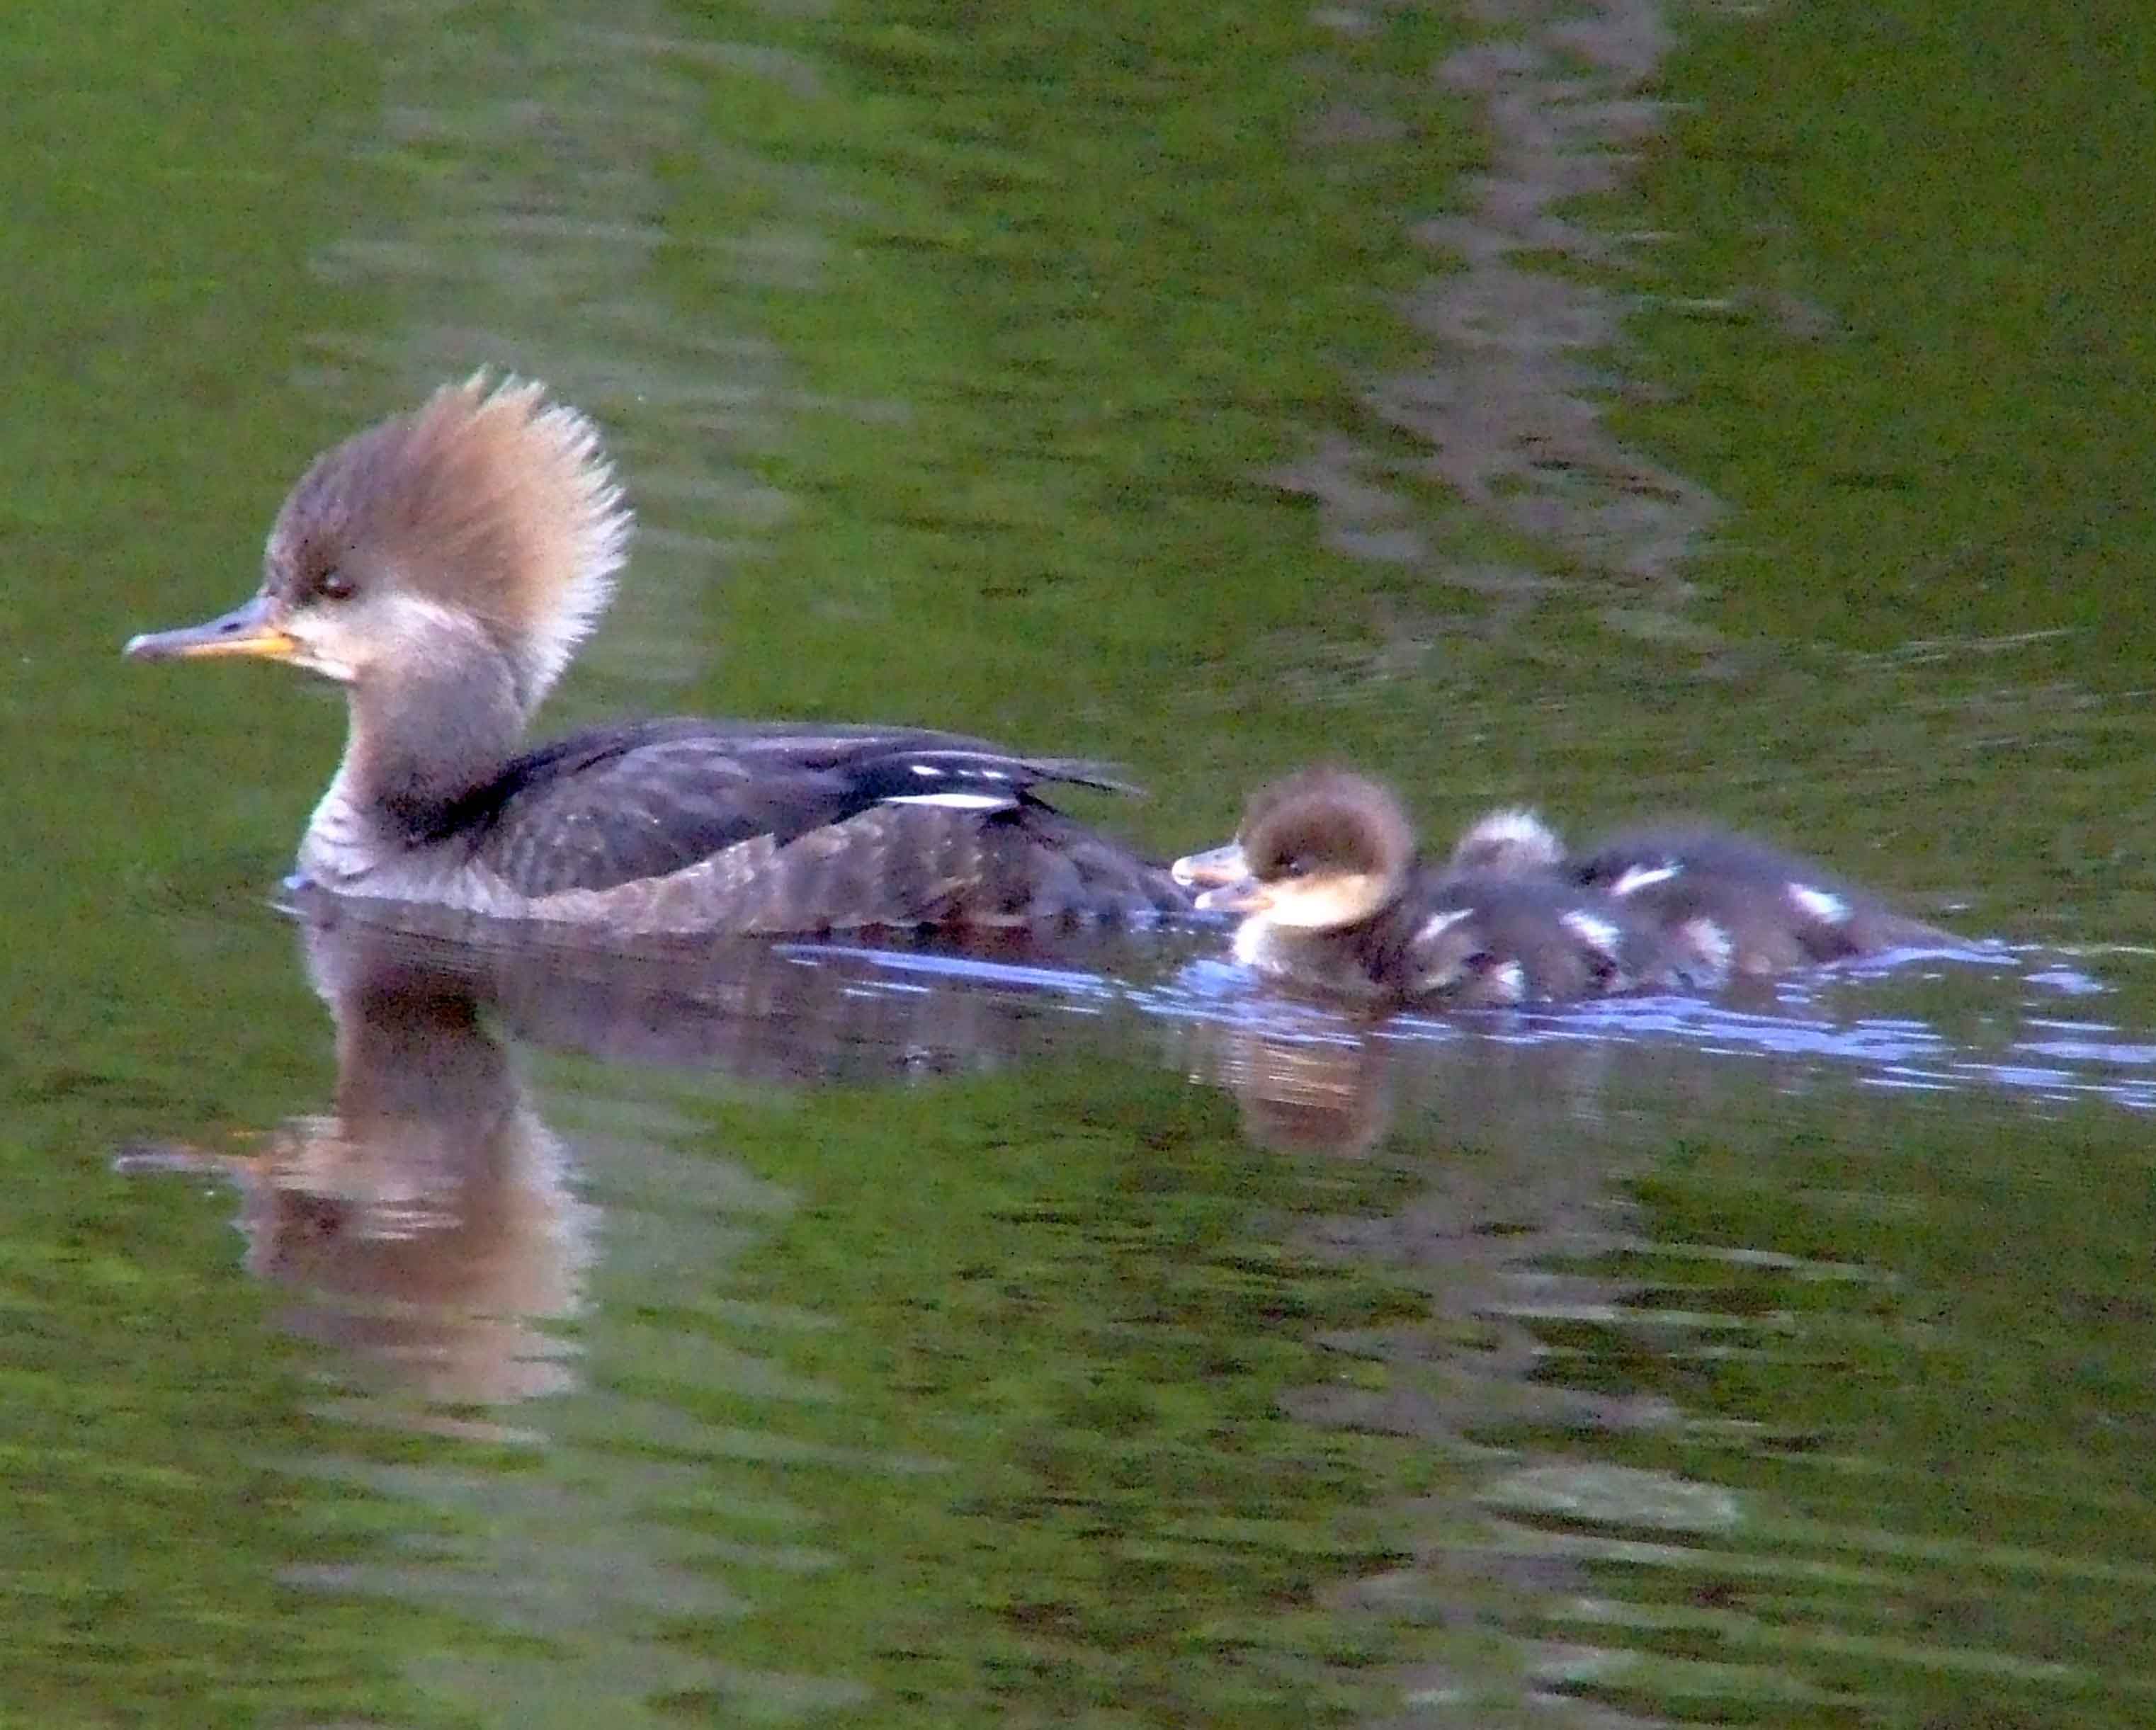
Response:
[8,0,2156,1723]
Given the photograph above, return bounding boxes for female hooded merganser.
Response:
[1447,808,1952,977]
[125,376,1182,934]
[1171,770,1680,1008]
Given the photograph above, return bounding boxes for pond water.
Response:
[8,0,2156,1724]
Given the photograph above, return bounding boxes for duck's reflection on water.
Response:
[115,901,1199,1407]
[119,917,595,1409]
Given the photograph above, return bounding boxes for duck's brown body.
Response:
[126,377,1179,933]
[296,715,1179,931]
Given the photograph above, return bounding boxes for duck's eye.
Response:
[315,569,355,603]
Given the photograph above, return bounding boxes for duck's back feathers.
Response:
[399,719,1174,928]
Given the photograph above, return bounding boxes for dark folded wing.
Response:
[457,719,1137,897]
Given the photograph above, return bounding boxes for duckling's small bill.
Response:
[1171,841,1264,911]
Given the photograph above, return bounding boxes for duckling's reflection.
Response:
[1192,1023,1400,1159]
[1172,1008,1642,1164]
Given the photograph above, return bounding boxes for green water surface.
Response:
[4,0,2155,1724]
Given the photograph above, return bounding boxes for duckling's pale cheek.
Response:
[1556,909,1625,964]
[1232,916,1281,969]
[1673,917,1733,987]
[1267,872,1391,931]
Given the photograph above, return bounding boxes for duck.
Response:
[1171,769,1684,1008]
[1447,807,1952,978]
[124,375,1184,935]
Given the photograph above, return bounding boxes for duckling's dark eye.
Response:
[315,569,355,603]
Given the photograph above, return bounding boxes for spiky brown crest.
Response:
[264,373,631,710]
[1238,768,1418,888]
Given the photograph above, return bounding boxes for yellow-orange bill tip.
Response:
[124,595,297,663]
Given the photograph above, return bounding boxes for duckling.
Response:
[1450,806,1953,977]
[124,375,1182,935]
[1570,825,1953,977]
[1171,770,1674,1008]
[1445,804,1568,877]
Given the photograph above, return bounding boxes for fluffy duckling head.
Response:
[1173,768,1418,932]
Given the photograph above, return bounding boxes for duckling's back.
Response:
[1405,871,1674,1006]
[1572,829,1951,976]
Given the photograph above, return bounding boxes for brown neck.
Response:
[343,647,528,840]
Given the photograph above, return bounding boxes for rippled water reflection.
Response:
[11,0,2156,1721]
[97,902,2156,1724]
